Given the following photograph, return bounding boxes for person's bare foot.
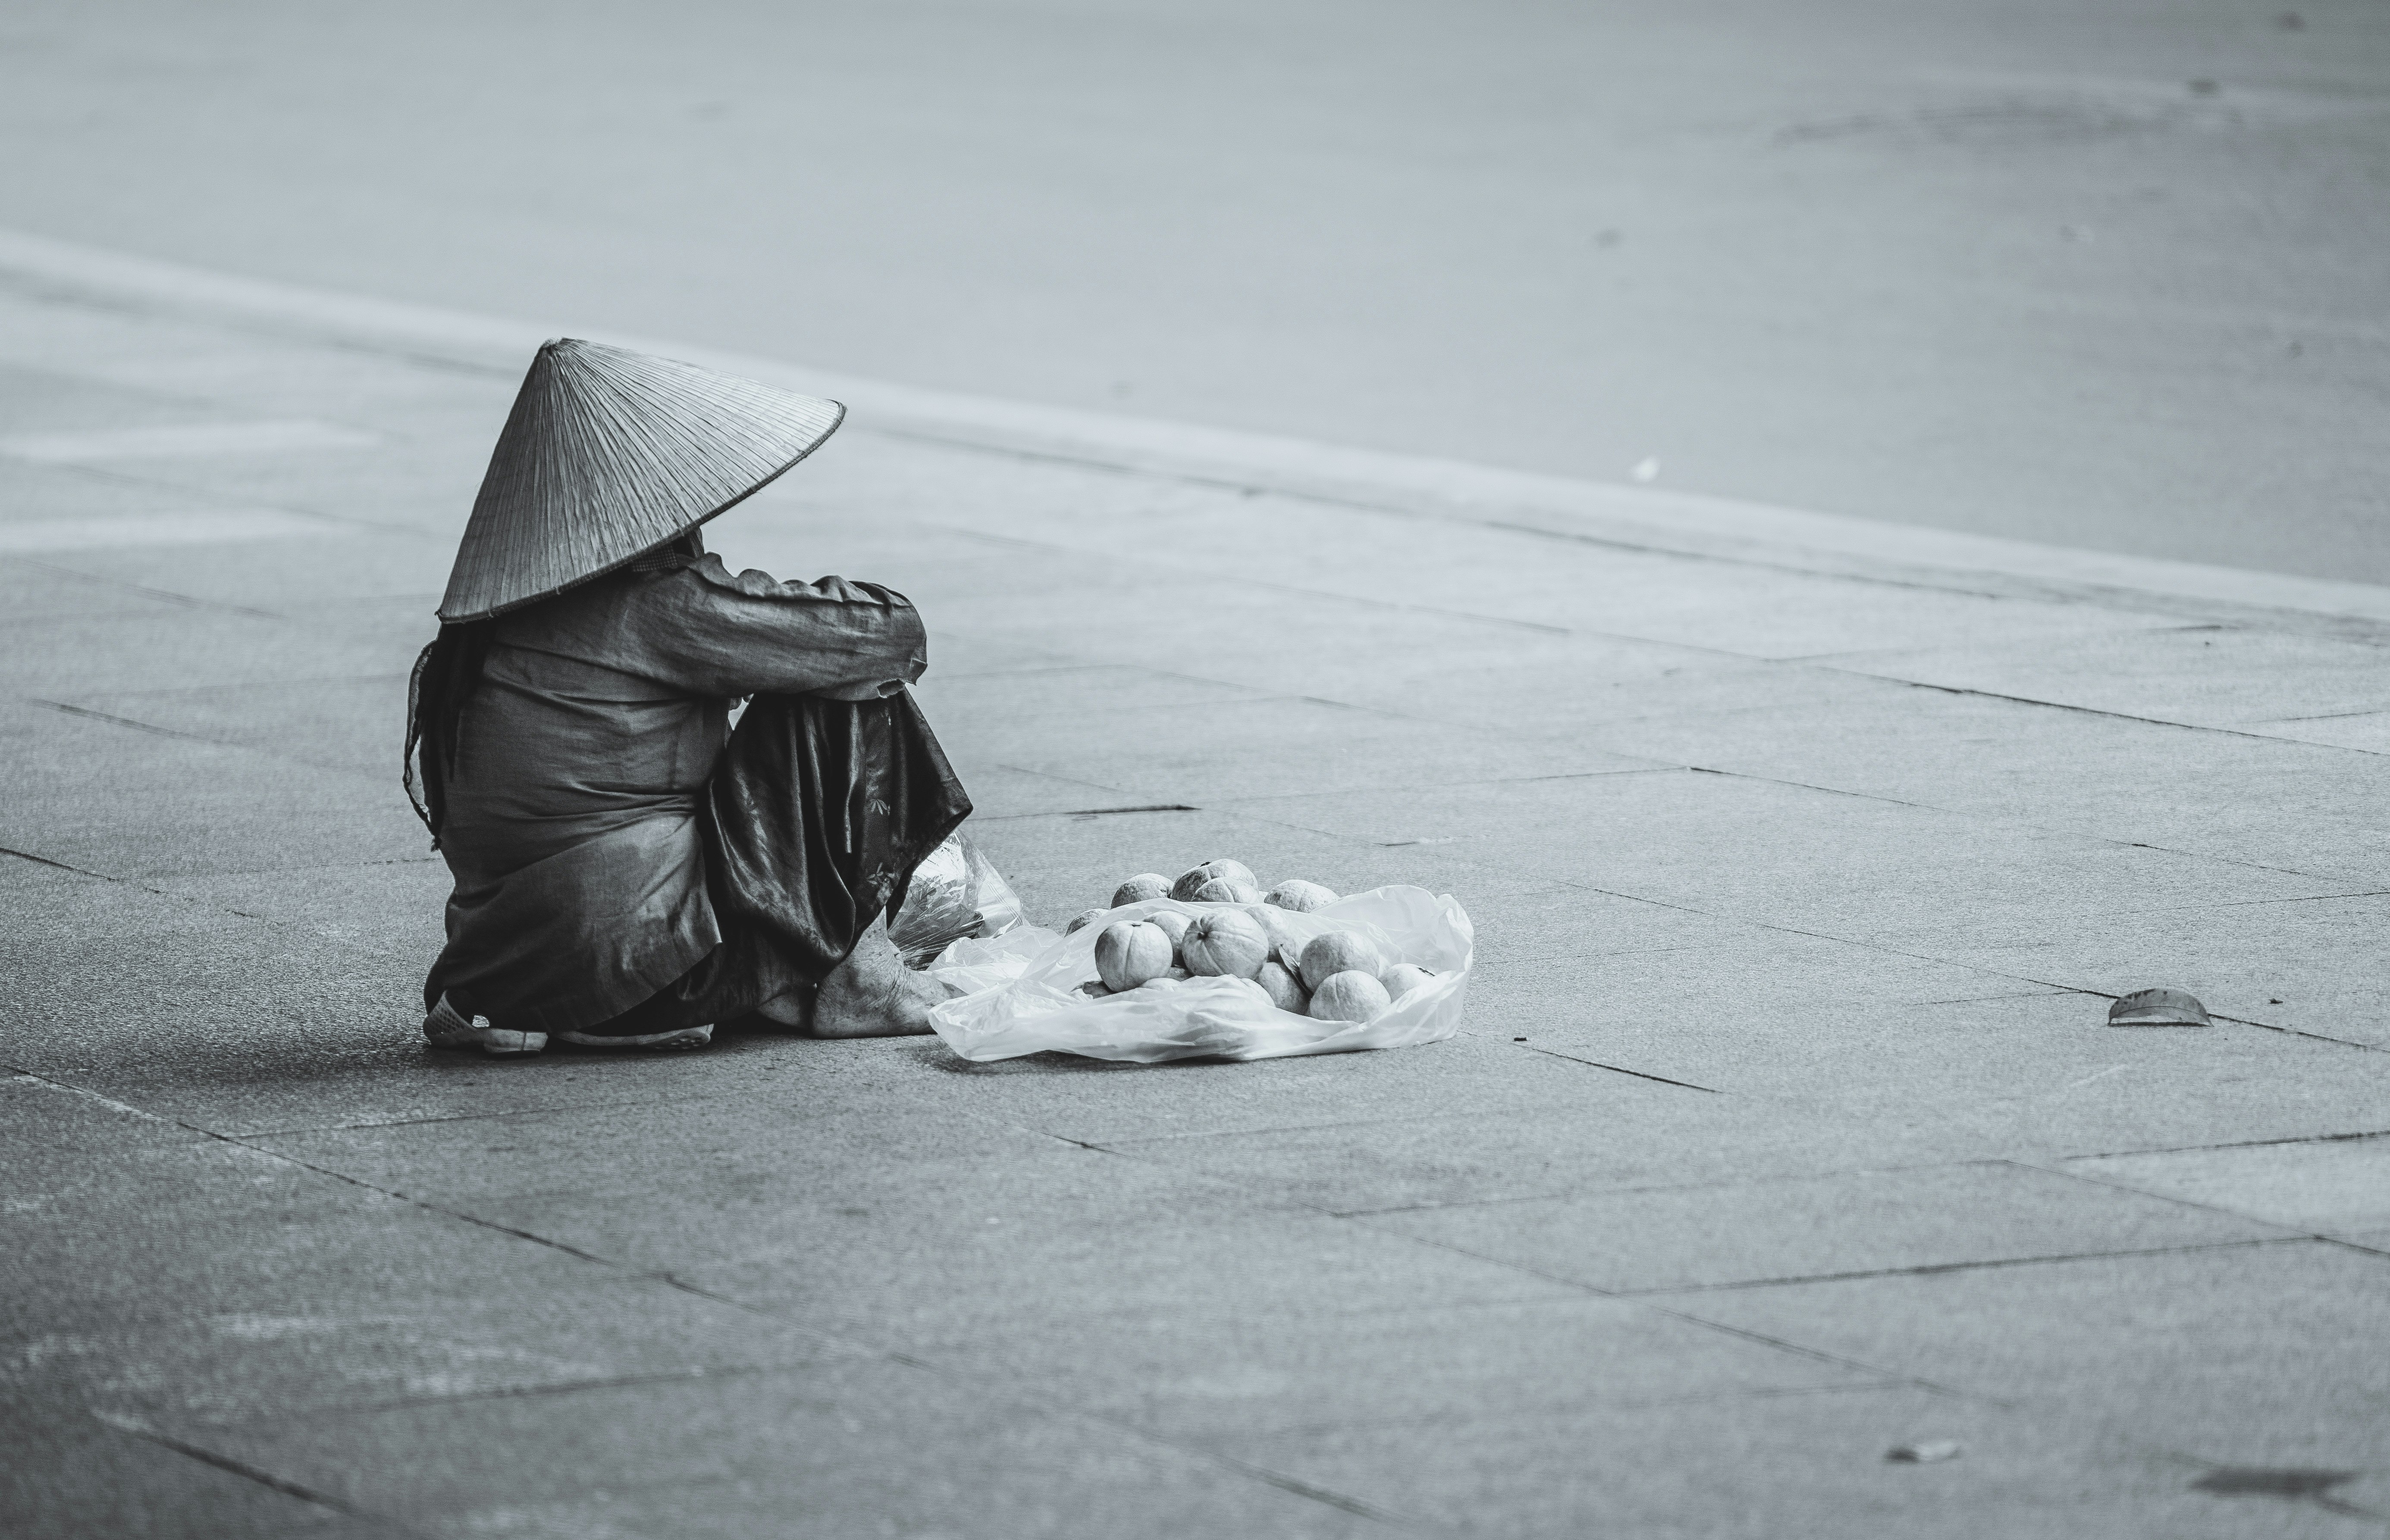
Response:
[811,914,953,1037]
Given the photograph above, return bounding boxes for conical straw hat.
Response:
[438,339,845,622]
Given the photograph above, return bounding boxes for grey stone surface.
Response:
[1880,892,2390,1048]
[1584,687,2390,884]
[1829,625,2390,736]
[2067,1137,2390,1236]
[1203,1386,2389,1540]
[906,1293,1881,1442]
[1364,1160,2287,1295]
[9,261,2390,1535]
[1669,1242,2390,1467]
[180,1359,1393,1539]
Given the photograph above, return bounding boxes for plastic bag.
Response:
[924,885,1472,1063]
[889,832,1025,967]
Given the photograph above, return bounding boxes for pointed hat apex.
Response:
[439,339,844,622]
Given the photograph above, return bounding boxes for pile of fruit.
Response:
[1063,859,1440,1022]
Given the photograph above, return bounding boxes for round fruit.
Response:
[1248,905,1305,967]
[1180,910,1271,979]
[1255,961,1307,1013]
[1298,930,1386,992]
[1145,909,1193,954]
[1095,921,1174,992]
[1384,963,1437,998]
[1264,880,1338,913]
[1112,873,1171,907]
[1065,908,1107,935]
[1191,877,1262,905]
[1137,967,1191,990]
[1309,970,1391,1022]
[1170,858,1258,900]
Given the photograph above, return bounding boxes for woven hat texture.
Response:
[439,339,844,622]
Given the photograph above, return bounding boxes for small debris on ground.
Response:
[2108,987,2211,1027]
[1887,1440,1962,1464]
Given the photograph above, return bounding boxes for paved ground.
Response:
[5,0,2388,579]
[6,254,2390,1538]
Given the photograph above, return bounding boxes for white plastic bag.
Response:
[889,832,1025,967]
[925,885,1473,1063]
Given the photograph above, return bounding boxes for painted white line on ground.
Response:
[3,225,2386,624]
[0,511,350,551]
[0,420,378,463]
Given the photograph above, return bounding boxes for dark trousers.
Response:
[568,690,970,1037]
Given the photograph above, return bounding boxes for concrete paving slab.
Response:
[181,1357,1391,1539]
[679,1195,1583,1357]
[2258,710,2390,755]
[1363,1160,2287,1295]
[1021,485,2187,658]
[242,1090,1061,1211]
[0,555,217,630]
[922,626,1091,678]
[1668,1242,2390,1468]
[0,359,217,434]
[0,877,423,1074]
[2067,1136,2390,1236]
[1204,1387,2383,1540]
[6,1177,846,1417]
[911,1293,1882,1443]
[0,1391,373,1540]
[149,860,449,962]
[62,674,411,781]
[56,1034,889,1142]
[875,1029,1646,1147]
[1881,891,2390,1048]
[0,602,397,698]
[1318,639,1922,743]
[1585,687,2390,884]
[975,695,1663,806]
[1105,1083,1935,1214]
[0,457,290,527]
[1514,983,2390,1161]
[1242,767,2335,941]
[0,706,425,879]
[1827,625,2390,735]
[943,762,1149,819]
[28,527,451,610]
[913,662,1276,729]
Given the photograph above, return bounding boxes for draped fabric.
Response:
[409,547,963,1034]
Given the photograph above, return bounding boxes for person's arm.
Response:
[626,554,929,699]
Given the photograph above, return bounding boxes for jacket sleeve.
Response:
[621,555,929,699]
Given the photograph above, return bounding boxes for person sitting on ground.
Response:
[404,339,970,1056]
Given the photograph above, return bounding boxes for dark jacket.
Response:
[425,554,926,1031]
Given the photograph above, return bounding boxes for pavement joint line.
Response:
[1657,761,2362,889]
[22,699,418,798]
[0,844,112,879]
[1327,1157,2027,1220]
[86,1410,400,1531]
[35,698,232,747]
[1351,1219,1980,1399]
[1616,1236,2312,1298]
[1515,1044,1720,1092]
[33,455,422,539]
[4,556,287,619]
[1817,668,2390,758]
[2057,1125,2390,1162]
